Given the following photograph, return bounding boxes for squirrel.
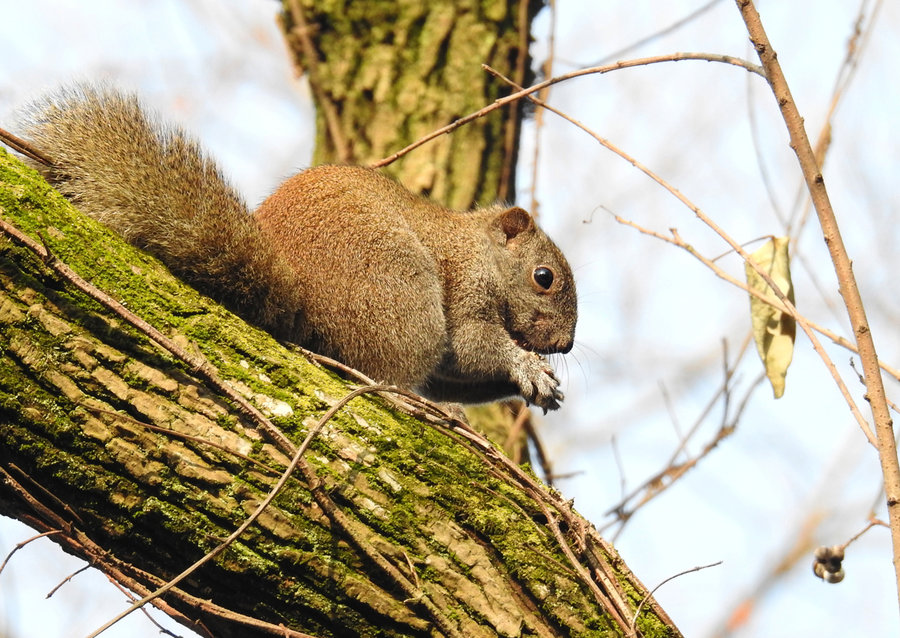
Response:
[6,85,577,411]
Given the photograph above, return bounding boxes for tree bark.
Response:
[0,2,682,636]
[279,0,533,206]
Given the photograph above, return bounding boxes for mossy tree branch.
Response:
[1,1,683,635]
[0,149,679,637]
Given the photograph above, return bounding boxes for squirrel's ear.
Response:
[497,207,535,242]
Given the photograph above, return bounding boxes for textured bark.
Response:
[279,0,535,207]
[0,2,682,636]
[0,152,680,637]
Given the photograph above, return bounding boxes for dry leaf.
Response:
[745,237,796,398]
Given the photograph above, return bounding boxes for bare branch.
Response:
[485,65,882,446]
[372,51,763,169]
[735,0,900,604]
[631,561,723,634]
[0,530,62,576]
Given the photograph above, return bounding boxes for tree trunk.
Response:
[279,0,533,205]
[0,2,682,636]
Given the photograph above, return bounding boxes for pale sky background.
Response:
[1,1,898,637]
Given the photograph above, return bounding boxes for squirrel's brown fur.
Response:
[15,85,577,410]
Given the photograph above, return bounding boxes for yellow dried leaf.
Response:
[745,237,795,398]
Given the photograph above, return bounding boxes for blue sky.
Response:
[1,1,898,636]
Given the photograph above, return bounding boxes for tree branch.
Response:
[735,0,900,605]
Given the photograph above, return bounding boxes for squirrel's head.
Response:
[491,207,577,355]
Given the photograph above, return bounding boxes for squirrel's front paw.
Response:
[512,351,564,412]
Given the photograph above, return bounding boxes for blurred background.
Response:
[0,0,897,636]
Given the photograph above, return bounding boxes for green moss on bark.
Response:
[1,13,680,629]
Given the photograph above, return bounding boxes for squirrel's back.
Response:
[11,85,577,410]
[20,85,303,338]
[255,165,449,386]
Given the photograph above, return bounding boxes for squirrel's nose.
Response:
[542,337,573,355]
[555,338,573,354]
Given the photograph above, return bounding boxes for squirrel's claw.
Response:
[514,350,563,411]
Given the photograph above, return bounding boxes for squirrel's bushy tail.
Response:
[21,85,302,337]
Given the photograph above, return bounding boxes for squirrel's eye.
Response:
[533,266,554,290]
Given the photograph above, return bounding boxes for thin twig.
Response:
[503,401,531,464]
[850,358,900,416]
[745,68,786,224]
[371,51,763,169]
[46,564,90,598]
[0,530,62,575]
[611,435,627,504]
[102,574,185,638]
[839,516,889,552]
[0,126,55,165]
[538,502,630,633]
[496,0,532,203]
[522,406,556,484]
[630,561,723,634]
[658,380,683,441]
[527,0,556,215]
[284,0,351,163]
[584,0,725,67]
[6,463,84,526]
